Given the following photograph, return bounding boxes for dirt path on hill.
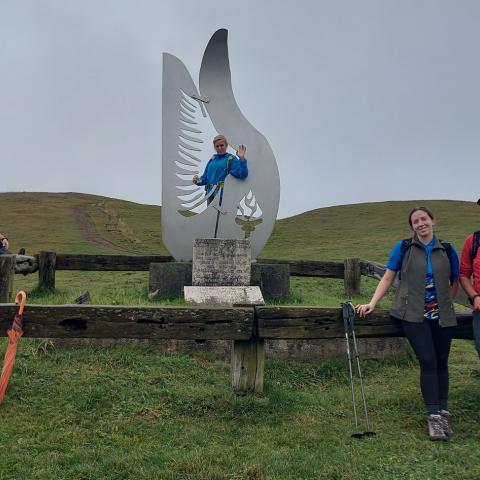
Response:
[72,204,127,251]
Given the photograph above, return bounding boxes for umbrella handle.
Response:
[15,291,26,316]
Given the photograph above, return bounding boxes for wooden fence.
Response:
[0,251,474,393]
[0,252,362,299]
[0,303,474,394]
[1,252,471,307]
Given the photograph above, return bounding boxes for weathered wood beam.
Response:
[231,339,265,394]
[0,256,15,302]
[344,258,361,295]
[256,306,473,340]
[360,259,387,281]
[22,252,347,278]
[55,254,174,271]
[15,255,38,274]
[38,251,56,290]
[257,259,344,278]
[0,305,254,340]
[0,304,470,341]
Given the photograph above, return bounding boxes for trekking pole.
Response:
[213,184,224,239]
[344,301,376,437]
[342,302,363,438]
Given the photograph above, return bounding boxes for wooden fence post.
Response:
[344,257,361,296]
[38,251,56,290]
[231,339,265,394]
[0,255,15,302]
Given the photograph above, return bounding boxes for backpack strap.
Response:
[203,157,214,192]
[471,231,480,263]
[226,155,233,175]
[398,239,413,280]
[439,240,455,285]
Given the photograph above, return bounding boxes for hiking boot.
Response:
[427,414,447,441]
[440,410,453,438]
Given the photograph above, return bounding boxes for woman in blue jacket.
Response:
[193,134,248,202]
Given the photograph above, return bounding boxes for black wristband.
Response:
[469,294,480,305]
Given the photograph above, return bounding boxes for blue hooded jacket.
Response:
[197,153,248,194]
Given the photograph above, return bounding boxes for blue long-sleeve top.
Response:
[197,153,248,193]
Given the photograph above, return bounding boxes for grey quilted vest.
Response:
[390,236,456,327]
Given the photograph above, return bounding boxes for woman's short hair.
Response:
[213,134,228,145]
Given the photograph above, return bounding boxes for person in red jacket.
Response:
[459,210,480,357]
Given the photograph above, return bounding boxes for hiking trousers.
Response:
[399,317,454,413]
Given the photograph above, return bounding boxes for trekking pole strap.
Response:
[341,301,356,331]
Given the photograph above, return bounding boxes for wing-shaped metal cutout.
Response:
[162,30,280,261]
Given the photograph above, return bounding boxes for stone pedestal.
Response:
[251,263,290,299]
[0,255,15,302]
[192,238,251,286]
[149,262,192,298]
[188,238,262,307]
[187,238,264,394]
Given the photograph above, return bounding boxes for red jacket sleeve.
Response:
[460,234,474,279]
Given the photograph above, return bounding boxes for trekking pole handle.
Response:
[342,301,356,329]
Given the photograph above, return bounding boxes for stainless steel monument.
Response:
[162,29,280,261]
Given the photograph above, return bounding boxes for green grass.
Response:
[13,271,391,309]
[1,193,480,478]
[0,340,478,479]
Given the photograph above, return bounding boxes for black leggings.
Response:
[399,318,454,413]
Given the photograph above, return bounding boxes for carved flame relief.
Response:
[235,190,263,239]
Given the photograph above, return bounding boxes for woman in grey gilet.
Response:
[356,207,459,441]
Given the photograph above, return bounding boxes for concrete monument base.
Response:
[251,263,290,299]
[184,286,264,306]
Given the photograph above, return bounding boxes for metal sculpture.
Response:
[162,29,280,261]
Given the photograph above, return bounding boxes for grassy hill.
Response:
[0,192,167,255]
[2,192,478,307]
[1,192,478,261]
[1,193,480,479]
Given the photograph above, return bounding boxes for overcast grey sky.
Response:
[1,0,479,218]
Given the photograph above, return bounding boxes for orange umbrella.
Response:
[0,291,26,404]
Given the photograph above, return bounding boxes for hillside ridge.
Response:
[0,192,478,262]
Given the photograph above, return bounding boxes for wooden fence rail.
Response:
[1,253,472,308]
[22,252,351,292]
[0,304,254,340]
[255,307,474,340]
[2,253,471,306]
[258,258,344,277]
[55,253,174,271]
[0,304,474,394]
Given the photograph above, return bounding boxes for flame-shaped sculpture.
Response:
[235,190,264,239]
[162,29,280,261]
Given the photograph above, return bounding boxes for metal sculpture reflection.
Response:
[162,29,280,261]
